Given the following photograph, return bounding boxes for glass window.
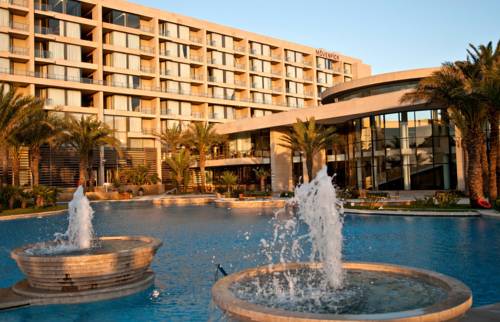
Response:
[126,13,140,29]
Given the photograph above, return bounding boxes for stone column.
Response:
[400,115,411,190]
[270,129,293,192]
[455,126,466,191]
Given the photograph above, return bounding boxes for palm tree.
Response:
[0,84,43,186]
[468,41,500,200]
[253,167,269,191]
[13,109,65,186]
[62,115,121,188]
[155,124,184,153]
[182,122,226,192]
[280,117,336,182]
[401,62,488,204]
[164,149,193,193]
[220,170,238,193]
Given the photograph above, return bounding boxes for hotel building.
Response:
[0,0,370,187]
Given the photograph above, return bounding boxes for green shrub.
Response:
[414,196,435,208]
[337,187,359,199]
[32,186,59,208]
[434,191,460,208]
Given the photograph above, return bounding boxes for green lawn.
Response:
[0,204,67,217]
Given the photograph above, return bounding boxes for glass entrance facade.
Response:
[325,108,456,190]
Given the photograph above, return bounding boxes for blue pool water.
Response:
[0,202,499,321]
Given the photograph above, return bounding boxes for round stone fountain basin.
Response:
[212,262,472,322]
[11,236,162,293]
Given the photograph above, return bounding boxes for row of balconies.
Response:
[0,67,317,107]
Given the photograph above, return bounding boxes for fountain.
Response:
[5,186,162,307]
[212,167,472,321]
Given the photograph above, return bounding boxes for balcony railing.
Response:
[1,0,28,7]
[9,21,28,31]
[140,66,155,73]
[142,128,155,135]
[0,67,304,109]
[34,2,81,16]
[234,63,245,69]
[9,46,28,55]
[189,36,202,44]
[159,50,170,57]
[190,55,203,63]
[191,112,204,119]
[303,61,313,67]
[234,80,246,87]
[140,25,154,33]
[234,46,246,53]
[208,76,217,83]
[271,54,282,60]
[35,25,59,35]
[35,49,53,59]
[140,45,154,54]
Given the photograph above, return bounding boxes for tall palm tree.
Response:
[62,115,121,188]
[182,122,226,192]
[155,124,184,153]
[253,167,269,191]
[164,149,193,193]
[401,62,488,204]
[13,109,65,186]
[468,41,500,200]
[280,117,336,182]
[0,84,43,186]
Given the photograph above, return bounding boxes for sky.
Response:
[135,0,500,74]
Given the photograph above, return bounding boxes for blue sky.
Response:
[135,0,500,74]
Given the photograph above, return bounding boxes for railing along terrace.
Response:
[1,0,28,7]
[0,68,303,109]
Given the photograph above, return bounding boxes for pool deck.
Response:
[345,208,480,217]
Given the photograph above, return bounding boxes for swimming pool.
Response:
[1,202,499,321]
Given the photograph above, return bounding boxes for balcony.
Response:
[34,2,82,17]
[9,46,28,55]
[271,54,282,60]
[159,30,170,38]
[190,55,203,63]
[0,0,28,7]
[189,36,202,44]
[191,112,204,118]
[233,46,246,53]
[140,66,155,73]
[140,24,154,34]
[190,74,204,81]
[272,87,282,93]
[35,25,59,35]
[140,45,154,54]
[208,76,217,83]
[234,80,246,87]
[234,62,245,69]
[35,49,53,59]
[142,128,155,135]
[9,21,28,32]
[159,50,170,57]
[303,61,313,67]
[208,112,224,119]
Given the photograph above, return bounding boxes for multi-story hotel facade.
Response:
[0,0,370,187]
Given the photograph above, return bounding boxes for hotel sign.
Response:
[316,49,340,61]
